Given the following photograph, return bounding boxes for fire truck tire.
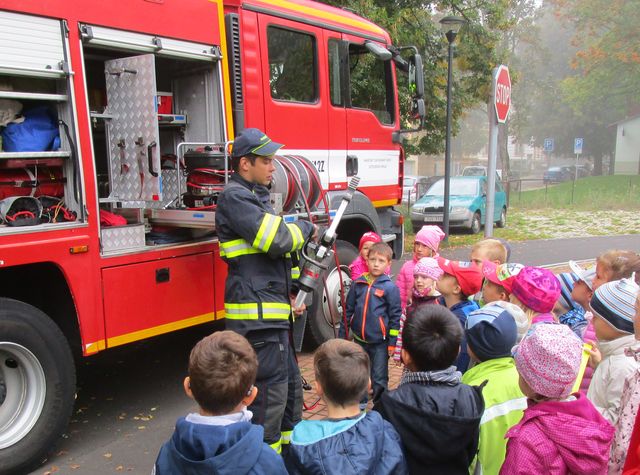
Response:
[306,240,359,348]
[0,298,76,475]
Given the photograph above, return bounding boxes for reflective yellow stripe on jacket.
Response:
[262,302,291,320]
[286,223,305,251]
[253,214,282,252]
[224,303,259,320]
[220,239,262,259]
[224,303,290,320]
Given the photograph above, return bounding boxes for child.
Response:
[501,324,614,474]
[436,257,483,372]
[470,238,508,268]
[154,331,287,475]
[349,231,382,280]
[285,339,407,475]
[396,225,445,311]
[587,277,640,425]
[509,266,560,326]
[393,257,443,365]
[610,288,640,474]
[481,261,523,305]
[554,272,587,336]
[339,242,401,403]
[592,249,640,290]
[462,303,527,475]
[374,305,484,474]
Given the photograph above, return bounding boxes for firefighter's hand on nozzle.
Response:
[311,224,319,242]
[291,296,306,320]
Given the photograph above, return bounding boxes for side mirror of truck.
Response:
[408,53,424,99]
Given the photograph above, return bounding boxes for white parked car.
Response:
[402,175,430,203]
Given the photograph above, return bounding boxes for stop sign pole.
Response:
[485,65,511,237]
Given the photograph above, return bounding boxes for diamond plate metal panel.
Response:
[101,224,146,252]
[105,54,161,201]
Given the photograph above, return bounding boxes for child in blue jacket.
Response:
[154,331,286,475]
[339,242,402,403]
[285,339,407,475]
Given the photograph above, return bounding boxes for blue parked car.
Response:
[410,176,507,234]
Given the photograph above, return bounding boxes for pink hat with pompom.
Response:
[415,225,445,252]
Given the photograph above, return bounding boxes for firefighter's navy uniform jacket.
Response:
[215,172,314,453]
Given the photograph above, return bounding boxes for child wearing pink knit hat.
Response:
[501,324,614,474]
[393,257,443,364]
[349,231,384,280]
[396,225,445,312]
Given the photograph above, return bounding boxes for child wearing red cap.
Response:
[436,257,483,373]
[349,231,383,280]
[396,226,445,312]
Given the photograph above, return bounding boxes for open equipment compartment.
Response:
[0,10,83,232]
[80,24,226,253]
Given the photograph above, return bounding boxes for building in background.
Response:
[612,113,640,174]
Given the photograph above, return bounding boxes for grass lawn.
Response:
[401,175,640,250]
[511,175,640,210]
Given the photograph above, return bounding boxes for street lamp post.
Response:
[439,15,466,242]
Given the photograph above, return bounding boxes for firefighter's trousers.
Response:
[246,328,302,454]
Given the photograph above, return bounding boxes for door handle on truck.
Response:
[147,141,158,177]
[346,155,359,177]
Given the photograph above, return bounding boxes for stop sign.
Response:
[494,65,511,123]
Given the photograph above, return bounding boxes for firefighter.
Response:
[215,128,316,454]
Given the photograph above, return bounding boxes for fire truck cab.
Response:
[0,0,424,472]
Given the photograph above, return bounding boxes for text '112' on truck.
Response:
[0,0,425,472]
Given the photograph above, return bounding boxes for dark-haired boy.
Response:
[286,339,407,475]
[436,257,483,372]
[374,306,484,475]
[339,242,402,404]
[154,331,287,475]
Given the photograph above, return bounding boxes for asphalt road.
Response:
[28,234,640,474]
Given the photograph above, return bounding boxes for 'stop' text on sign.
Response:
[494,65,511,124]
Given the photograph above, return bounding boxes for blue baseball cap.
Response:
[231,128,283,158]
[465,303,518,362]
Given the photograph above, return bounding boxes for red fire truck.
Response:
[0,0,424,472]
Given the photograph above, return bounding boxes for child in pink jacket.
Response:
[349,232,382,280]
[501,324,614,475]
[396,225,445,311]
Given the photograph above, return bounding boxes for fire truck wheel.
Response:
[306,240,359,348]
[0,298,76,475]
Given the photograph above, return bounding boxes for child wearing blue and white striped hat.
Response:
[586,276,640,427]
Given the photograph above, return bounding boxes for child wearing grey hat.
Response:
[461,303,527,475]
[587,277,640,425]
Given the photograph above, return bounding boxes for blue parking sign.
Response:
[544,138,554,152]
[574,138,584,155]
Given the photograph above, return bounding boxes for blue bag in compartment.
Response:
[1,106,61,152]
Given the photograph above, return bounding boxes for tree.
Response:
[512,1,626,175]
[319,0,519,155]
